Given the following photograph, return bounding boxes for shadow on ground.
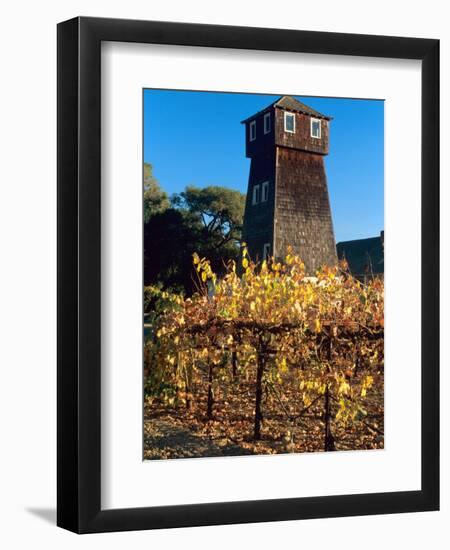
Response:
[144,418,253,460]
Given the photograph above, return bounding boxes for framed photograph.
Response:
[57,17,439,533]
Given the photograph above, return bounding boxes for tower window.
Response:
[249,120,256,141]
[264,112,271,134]
[261,181,269,202]
[284,112,295,133]
[311,118,321,138]
[263,243,271,260]
[252,184,260,205]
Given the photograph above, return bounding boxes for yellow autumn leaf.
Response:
[315,318,321,333]
[338,380,350,395]
[279,357,288,372]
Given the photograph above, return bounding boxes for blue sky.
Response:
[143,89,384,243]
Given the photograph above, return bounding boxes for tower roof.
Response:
[241,95,332,124]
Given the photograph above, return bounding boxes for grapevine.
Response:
[144,246,384,457]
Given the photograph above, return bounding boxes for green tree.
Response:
[144,208,203,294]
[172,185,245,250]
[143,166,246,295]
[144,162,170,222]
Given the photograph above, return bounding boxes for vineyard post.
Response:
[354,341,360,377]
[324,385,335,451]
[254,337,266,440]
[184,359,191,410]
[185,389,191,410]
[324,335,336,452]
[206,362,214,420]
[232,350,237,379]
[232,331,241,380]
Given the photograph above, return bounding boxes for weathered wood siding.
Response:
[275,108,329,155]
[274,147,336,273]
[242,100,336,273]
[244,108,275,159]
[242,151,276,262]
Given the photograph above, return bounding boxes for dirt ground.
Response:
[143,372,384,460]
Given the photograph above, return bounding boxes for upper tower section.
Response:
[241,95,332,158]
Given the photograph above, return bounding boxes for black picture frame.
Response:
[57,16,439,533]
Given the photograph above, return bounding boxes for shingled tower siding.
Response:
[242,96,337,274]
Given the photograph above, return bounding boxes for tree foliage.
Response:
[172,185,245,249]
[144,208,203,295]
[143,163,245,295]
[143,162,170,222]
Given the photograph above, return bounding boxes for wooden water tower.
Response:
[241,96,337,274]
